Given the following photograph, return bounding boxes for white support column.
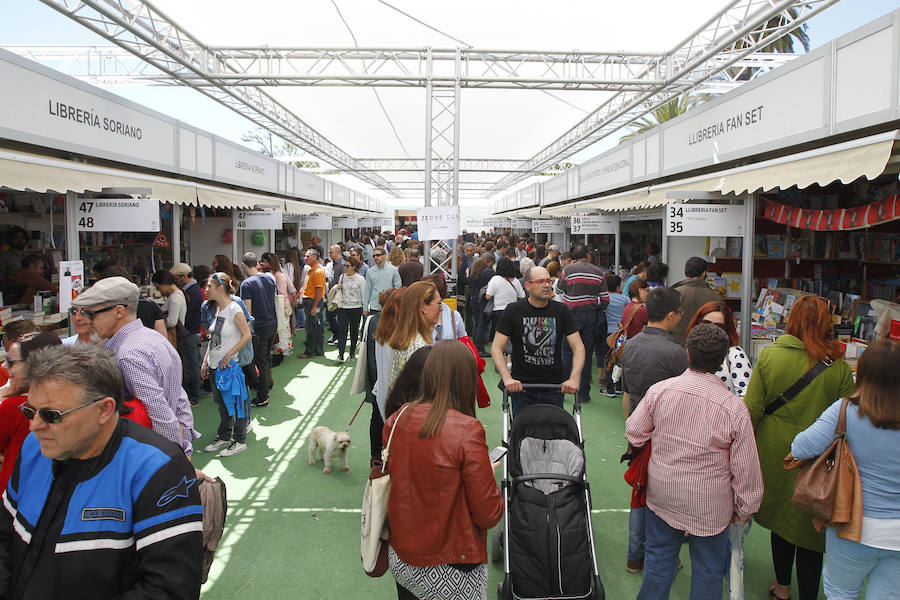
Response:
[65,191,80,262]
[740,194,756,352]
[172,203,182,265]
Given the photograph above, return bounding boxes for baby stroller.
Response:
[494,383,604,600]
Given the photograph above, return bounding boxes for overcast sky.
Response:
[2,0,897,207]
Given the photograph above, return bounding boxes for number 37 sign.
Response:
[666,203,746,237]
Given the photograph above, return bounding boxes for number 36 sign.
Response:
[76,199,160,232]
[666,203,745,237]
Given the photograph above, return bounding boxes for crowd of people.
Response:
[0,226,896,600]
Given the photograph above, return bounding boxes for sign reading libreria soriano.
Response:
[75,199,160,232]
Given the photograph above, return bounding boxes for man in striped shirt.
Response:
[556,244,609,404]
[626,322,763,600]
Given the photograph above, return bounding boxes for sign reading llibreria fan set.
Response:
[762,195,900,231]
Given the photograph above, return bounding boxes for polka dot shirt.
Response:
[716,346,752,397]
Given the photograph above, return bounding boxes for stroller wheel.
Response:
[490,526,504,564]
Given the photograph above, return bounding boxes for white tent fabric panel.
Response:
[196,187,283,210]
[0,150,198,205]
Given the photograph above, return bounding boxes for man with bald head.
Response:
[492,266,585,416]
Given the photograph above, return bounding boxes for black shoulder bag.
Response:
[763,360,832,416]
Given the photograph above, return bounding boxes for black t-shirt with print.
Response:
[497,299,577,384]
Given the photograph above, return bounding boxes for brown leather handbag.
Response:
[783,398,863,541]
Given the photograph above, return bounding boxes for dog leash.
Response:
[346,398,367,431]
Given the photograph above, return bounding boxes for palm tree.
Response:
[728,7,811,81]
[619,94,707,143]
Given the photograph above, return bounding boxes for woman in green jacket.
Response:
[744,296,854,600]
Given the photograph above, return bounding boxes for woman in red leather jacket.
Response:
[383,340,503,600]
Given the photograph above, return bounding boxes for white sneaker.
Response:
[204,437,230,453]
[219,441,247,457]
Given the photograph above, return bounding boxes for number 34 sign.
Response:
[76,199,160,232]
[666,203,745,237]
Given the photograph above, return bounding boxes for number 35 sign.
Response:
[76,199,160,232]
[666,203,745,237]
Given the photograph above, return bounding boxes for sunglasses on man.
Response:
[68,305,121,321]
[19,396,107,424]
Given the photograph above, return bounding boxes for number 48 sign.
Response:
[666,203,745,237]
[76,199,160,232]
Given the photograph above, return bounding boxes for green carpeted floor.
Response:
[192,331,829,600]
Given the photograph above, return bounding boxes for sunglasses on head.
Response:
[19,396,107,424]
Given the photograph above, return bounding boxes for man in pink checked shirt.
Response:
[626,322,763,600]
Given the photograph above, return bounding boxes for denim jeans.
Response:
[509,388,563,418]
[628,506,647,562]
[303,298,324,355]
[824,527,900,599]
[251,324,276,402]
[562,310,597,401]
[211,367,250,443]
[637,508,727,600]
[177,332,202,403]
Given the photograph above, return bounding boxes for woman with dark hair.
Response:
[646,261,668,288]
[744,296,855,600]
[383,346,431,420]
[687,300,751,397]
[0,332,61,489]
[283,248,304,329]
[621,279,650,340]
[469,254,495,355]
[384,340,503,600]
[791,339,900,599]
[262,252,297,357]
[335,256,366,361]
[212,254,243,284]
[421,274,466,341]
[623,262,648,299]
[152,269,186,348]
[485,257,525,343]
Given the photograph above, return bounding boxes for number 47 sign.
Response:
[666,203,745,237]
[76,199,160,232]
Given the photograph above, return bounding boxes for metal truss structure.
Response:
[22,0,841,211]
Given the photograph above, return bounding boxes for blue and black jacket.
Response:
[0,419,202,599]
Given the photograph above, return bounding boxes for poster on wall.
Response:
[416,206,459,241]
[75,198,160,232]
[58,260,84,312]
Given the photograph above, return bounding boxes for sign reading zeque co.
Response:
[76,199,160,232]
[417,206,459,241]
[571,215,616,235]
[234,209,283,230]
[666,203,746,237]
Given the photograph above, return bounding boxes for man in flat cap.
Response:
[170,263,204,406]
[72,276,199,455]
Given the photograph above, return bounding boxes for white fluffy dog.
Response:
[307,426,351,474]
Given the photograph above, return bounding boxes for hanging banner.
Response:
[299,215,333,230]
[416,205,459,241]
[358,218,374,228]
[75,198,160,232]
[666,203,746,237]
[376,218,394,231]
[58,260,84,312]
[334,216,359,228]
[465,218,488,231]
[571,215,616,235]
[532,219,564,234]
[234,209,283,230]
[761,195,900,231]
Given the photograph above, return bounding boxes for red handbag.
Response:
[458,335,491,408]
[623,441,651,509]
